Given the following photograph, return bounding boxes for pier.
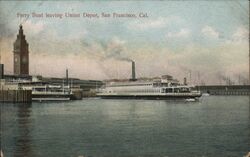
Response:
[196,85,250,95]
[0,79,32,103]
[0,89,32,103]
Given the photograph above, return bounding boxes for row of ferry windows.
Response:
[107,88,190,93]
[162,88,190,93]
[109,84,153,87]
[108,89,190,93]
[110,89,161,93]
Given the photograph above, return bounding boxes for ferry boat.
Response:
[97,77,202,100]
[97,61,201,100]
[16,75,75,101]
[31,85,73,101]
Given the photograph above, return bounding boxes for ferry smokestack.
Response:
[130,61,137,81]
[184,77,187,85]
[132,61,135,80]
[66,68,69,85]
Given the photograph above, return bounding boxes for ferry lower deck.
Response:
[97,92,202,100]
[32,93,73,101]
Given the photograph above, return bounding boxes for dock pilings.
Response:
[0,89,32,103]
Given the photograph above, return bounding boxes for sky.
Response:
[0,0,249,85]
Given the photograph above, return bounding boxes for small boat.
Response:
[185,98,196,102]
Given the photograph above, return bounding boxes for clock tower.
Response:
[13,25,29,75]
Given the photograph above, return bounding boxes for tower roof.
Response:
[19,24,23,35]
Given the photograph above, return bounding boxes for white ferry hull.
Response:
[32,94,72,101]
[97,92,202,100]
[32,97,71,101]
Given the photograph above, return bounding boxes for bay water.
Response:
[1,96,249,157]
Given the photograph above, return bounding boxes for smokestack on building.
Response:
[0,64,4,79]
[130,61,137,81]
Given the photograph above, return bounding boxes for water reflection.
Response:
[13,103,33,157]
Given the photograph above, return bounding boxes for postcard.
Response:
[0,0,249,157]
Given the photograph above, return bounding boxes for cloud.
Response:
[201,25,219,39]
[232,26,248,42]
[22,20,45,35]
[224,26,249,45]
[81,36,133,62]
[105,37,131,61]
[166,28,190,38]
[67,30,88,40]
[128,16,182,30]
